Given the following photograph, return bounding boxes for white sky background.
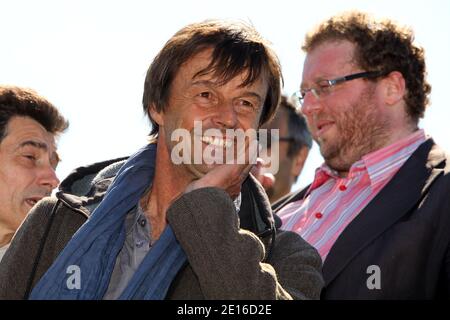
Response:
[1,0,449,191]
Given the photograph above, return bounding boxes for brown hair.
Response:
[280,95,312,157]
[0,85,68,142]
[264,95,312,157]
[303,11,431,123]
[142,19,283,135]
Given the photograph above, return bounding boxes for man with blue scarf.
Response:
[0,20,323,300]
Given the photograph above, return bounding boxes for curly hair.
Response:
[302,11,431,123]
[0,85,68,142]
[142,19,283,136]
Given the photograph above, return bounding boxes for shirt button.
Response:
[135,240,144,248]
[315,212,323,219]
[139,219,146,227]
[339,185,347,191]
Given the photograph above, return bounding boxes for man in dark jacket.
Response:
[0,19,323,300]
[275,11,450,299]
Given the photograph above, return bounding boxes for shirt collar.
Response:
[363,129,426,186]
[309,129,427,192]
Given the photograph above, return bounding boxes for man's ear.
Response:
[291,146,309,177]
[382,71,406,106]
[148,104,164,127]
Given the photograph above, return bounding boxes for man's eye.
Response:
[23,155,37,161]
[317,81,332,92]
[198,92,212,99]
[239,100,254,108]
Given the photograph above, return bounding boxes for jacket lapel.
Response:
[239,175,275,235]
[322,139,446,286]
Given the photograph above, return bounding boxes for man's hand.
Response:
[251,158,275,191]
[185,138,259,199]
[185,162,253,199]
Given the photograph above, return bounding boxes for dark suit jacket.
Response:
[273,139,450,299]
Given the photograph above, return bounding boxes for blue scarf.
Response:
[30,143,187,300]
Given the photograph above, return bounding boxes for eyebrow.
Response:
[191,79,218,87]
[191,80,264,103]
[19,140,48,150]
[18,140,61,166]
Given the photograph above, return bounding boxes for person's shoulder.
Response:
[59,156,128,197]
[25,195,88,232]
[273,230,321,262]
[426,140,449,165]
[25,197,59,223]
[428,143,450,180]
[275,229,314,250]
[442,151,450,173]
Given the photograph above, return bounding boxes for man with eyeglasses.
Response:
[273,11,450,299]
[256,95,312,203]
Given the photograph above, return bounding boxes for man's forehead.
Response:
[185,48,268,89]
[192,71,267,89]
[17,129,57,150]
[303,41,357,81]
[308,40,355,62]
[4,117,57,150]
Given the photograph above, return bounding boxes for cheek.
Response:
[178,105,212,127]
[0,160,35,199]
[0,182,11,205]
[325,103,349,128]
[6,168,34,192]
[254,109,264,127]
[239,112,261,131]
[0,175,20,207]
[274,158,292,180]
[304,116,315,133]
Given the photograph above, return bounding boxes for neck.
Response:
[381,124,419,148]
[142,140,193,240]
[335,124,418,178]
[0,228,14,248]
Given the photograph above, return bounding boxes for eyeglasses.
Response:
[262,136,311,150]
[293,70,386,106]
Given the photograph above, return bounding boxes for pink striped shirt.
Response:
[278,130,427,261]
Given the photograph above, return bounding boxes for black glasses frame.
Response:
[294,70,388,106]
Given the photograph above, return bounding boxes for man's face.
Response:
[153,48,268,180]
[0,116,60,237]
[261,108,296,202]
[300,40,390,172]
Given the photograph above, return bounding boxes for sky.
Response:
[1,0,449,191]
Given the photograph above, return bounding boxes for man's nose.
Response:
[212,101,238,128]
[37,165,60,191]
[300,91,322,116]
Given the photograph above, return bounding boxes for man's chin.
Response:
[319,142,338,161]
[185,163,219,178]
